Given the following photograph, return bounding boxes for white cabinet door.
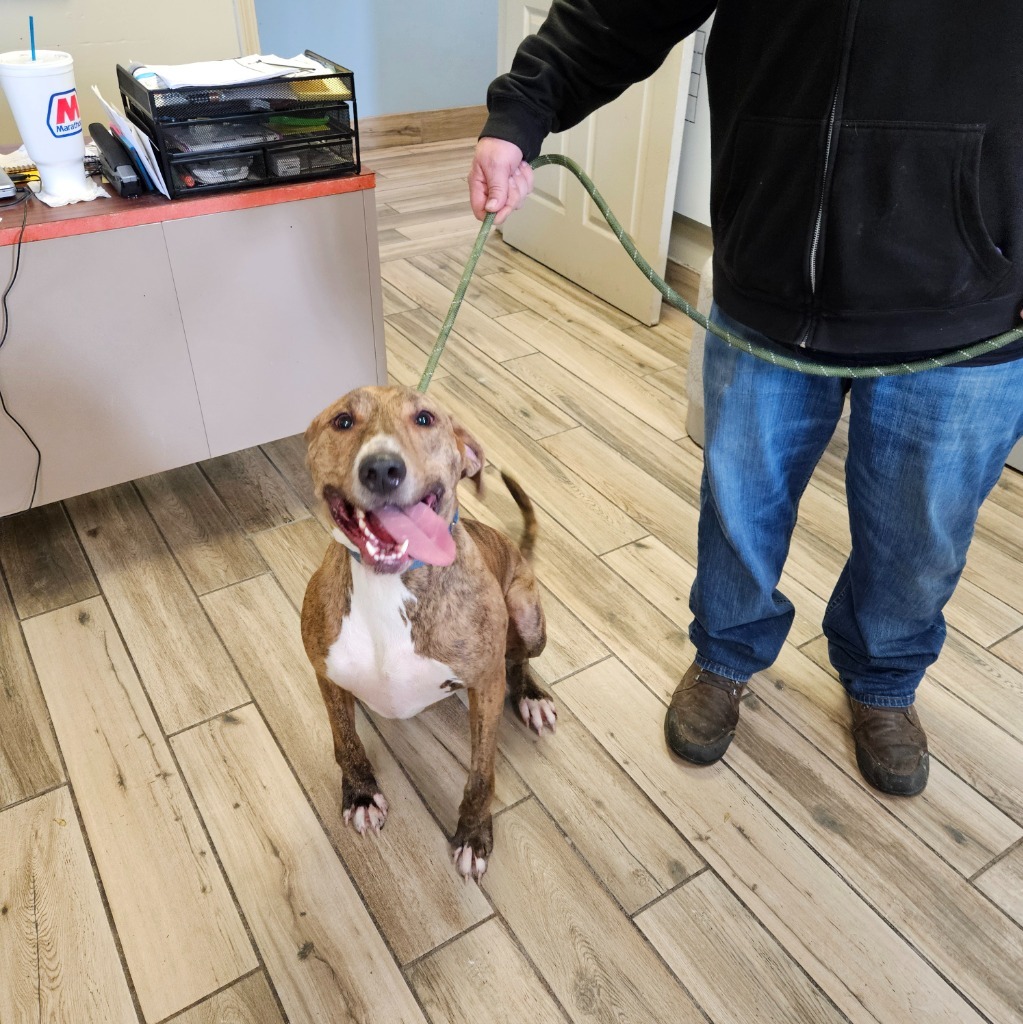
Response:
[498,0,693,325]
[0,226,209,516]
[163,191,385,457]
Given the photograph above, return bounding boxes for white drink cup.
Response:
[0,49,89,198]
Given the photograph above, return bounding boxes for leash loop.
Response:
[417,153,1023,391]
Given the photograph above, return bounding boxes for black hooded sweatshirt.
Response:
[482,0,1023,364]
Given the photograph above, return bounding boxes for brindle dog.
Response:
[301,386,555,880]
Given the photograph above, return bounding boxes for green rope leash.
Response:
[417,153,1023,391]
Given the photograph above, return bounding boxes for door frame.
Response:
[234,0,260,54]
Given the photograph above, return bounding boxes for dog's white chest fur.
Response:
[324,556,458,719]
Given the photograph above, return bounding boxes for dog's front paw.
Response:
[343,791,389,834]
[453,843,488,881]
[452,816,493,882]
[518,695,558,736]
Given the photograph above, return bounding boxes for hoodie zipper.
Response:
[799,0,861,348]
[810,90,839,296]
[800,87,840,348]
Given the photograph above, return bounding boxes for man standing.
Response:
[468,0,1023,795]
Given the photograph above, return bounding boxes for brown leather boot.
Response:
[664,662,747,764]
[849,699,929,796]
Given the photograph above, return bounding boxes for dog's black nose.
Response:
[359,454,406,493]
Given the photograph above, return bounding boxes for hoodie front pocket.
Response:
[821,123,1012,313]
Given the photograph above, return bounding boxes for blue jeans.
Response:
[689,304,1023,706]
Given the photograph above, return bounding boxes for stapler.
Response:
[89,123,144,198]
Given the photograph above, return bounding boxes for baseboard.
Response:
[668,212,713,279]
[360,105,488,151]
[665,259,702,307]
[1008,438,1023,472]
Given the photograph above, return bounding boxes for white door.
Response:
[498,0,694,325]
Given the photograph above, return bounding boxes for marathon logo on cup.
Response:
[47,88,82,138]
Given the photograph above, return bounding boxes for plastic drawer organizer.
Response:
[118,51,360,198]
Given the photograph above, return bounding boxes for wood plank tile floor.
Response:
[2,137,1022,1023]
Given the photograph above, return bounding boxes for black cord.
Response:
[0,187,31,209]
[0,189,42,511]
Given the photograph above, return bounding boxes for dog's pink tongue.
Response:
[374,503,455,566]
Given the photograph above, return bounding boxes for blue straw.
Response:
[29,17,36,60]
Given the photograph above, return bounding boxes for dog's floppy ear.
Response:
[454,423,485,495]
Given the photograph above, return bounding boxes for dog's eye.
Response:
[414,410,435,427]
[332,412,355,431]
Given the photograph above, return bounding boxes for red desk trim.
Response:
[0,171,376,247]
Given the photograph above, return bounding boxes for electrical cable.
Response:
[0,190,42,510]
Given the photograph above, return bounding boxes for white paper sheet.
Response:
[91,86,169,199]
[134,54,333,90]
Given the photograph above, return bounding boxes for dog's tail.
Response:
[501,472,538,561]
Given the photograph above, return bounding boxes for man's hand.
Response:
[469,138,534,225]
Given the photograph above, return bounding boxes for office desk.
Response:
[0,173,385,516]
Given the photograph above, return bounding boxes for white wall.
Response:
[669,14,713,274]
[673,14,713,227]
[0,2,246,144]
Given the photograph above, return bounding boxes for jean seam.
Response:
[848,694,915,709]
[825,578,851,615]
[695,655,750,684]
